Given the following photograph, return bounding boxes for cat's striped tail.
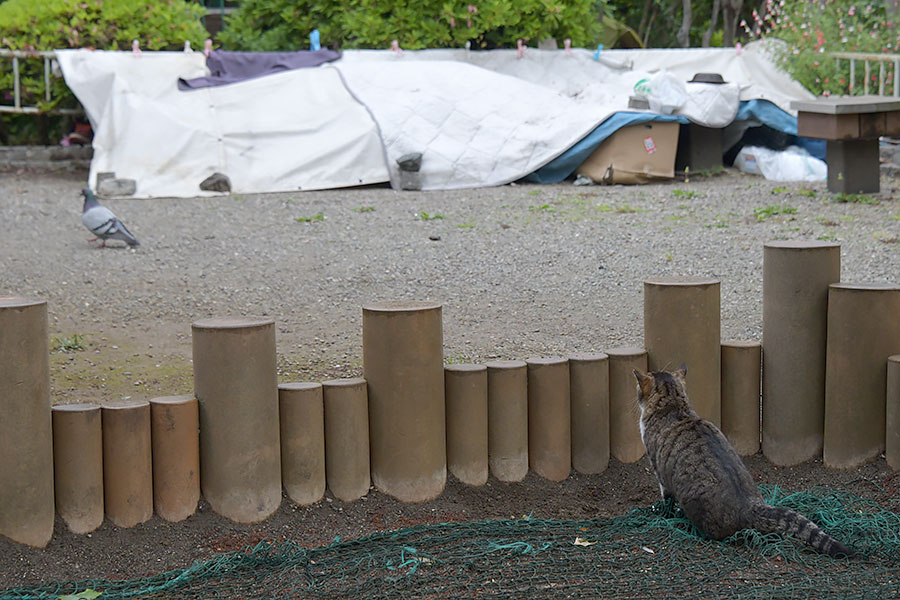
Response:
[750,503,853,558]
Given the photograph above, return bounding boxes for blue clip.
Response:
[593,43,604,60]
[310,29,321,51]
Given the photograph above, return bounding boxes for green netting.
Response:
[3,485,899,600]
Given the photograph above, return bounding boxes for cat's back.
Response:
[646,408,756,493]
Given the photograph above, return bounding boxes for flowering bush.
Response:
[742,0,900,96]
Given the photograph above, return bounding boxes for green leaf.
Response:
[58,590,102,600]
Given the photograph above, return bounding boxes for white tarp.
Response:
[56,50,390,196]
[56,42,814,198]
[334,60,614,190]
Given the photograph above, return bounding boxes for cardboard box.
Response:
[576,121,680,184]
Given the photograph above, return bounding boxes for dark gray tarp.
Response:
[178,49,342,90]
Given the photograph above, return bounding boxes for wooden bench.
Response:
[792,96,900,193]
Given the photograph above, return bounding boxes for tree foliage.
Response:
[217,0,608,51]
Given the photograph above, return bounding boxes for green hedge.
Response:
[0,0,207,143]
[217,0,608,52]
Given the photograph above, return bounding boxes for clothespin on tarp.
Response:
[592,43,604,61]
[132,39,142,57]
[564,38,572,55]
[204,39,212,58]
[391,39,403,55]
[310,29,321,51]
[517,39,526,59]
[184,40,193,53]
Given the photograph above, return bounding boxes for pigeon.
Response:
[81,187,140,247]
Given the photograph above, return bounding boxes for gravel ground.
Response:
[3,167,898,396]
[0,167,899,589]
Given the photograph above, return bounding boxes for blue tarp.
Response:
[525,112,688,184]
[525,99,823,183]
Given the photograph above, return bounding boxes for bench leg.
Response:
[826,138,880,194]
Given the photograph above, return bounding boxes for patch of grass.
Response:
[892,212,900,220]
[754,204,798,222]
[563,196,591,207]
[595,203,645,214]
[771,186,789,194]
[353,206,375,213]
[817,233,838,242]
[296,212,325,223]
[692,165,726,177]
[817,216,840,227]
[529,204,555,212]
[831,193,880,204]
[52,334,85,353]
[456,222,475,229]
[705,220,729,229]
[664,252,673,261]
[676,204,690,210]
[874,232,900,244]
[59,589,102,600]
[417,211,444,221]
[672,189,698,199]
[796,188,817,197]
[444,354,471,365]
[528,189,542,196]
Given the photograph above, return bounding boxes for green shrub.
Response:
[0,0,206,53]
[0,0,207,141]
[218,0,607,51]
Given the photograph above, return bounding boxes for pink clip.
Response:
[132,39,141,57]
[735,42,742,56]
[204,39,212,58]
[391,39,403,55]
[517,39,525,59]
[564,38,572,55]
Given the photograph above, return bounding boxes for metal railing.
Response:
[0,49,81,115]
[830,51,900,97]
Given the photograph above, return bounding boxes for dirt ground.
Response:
[1,455,895,589]
[1,168,899,591]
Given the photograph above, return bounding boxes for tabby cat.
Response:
[633,365,852,558]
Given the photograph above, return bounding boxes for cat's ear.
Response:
[673,364,687,381]
[633,369,654,396]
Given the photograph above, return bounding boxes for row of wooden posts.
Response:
[1,240,899,549]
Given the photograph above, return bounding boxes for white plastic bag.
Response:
[734,145,826,182]
[646,71,687,115]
